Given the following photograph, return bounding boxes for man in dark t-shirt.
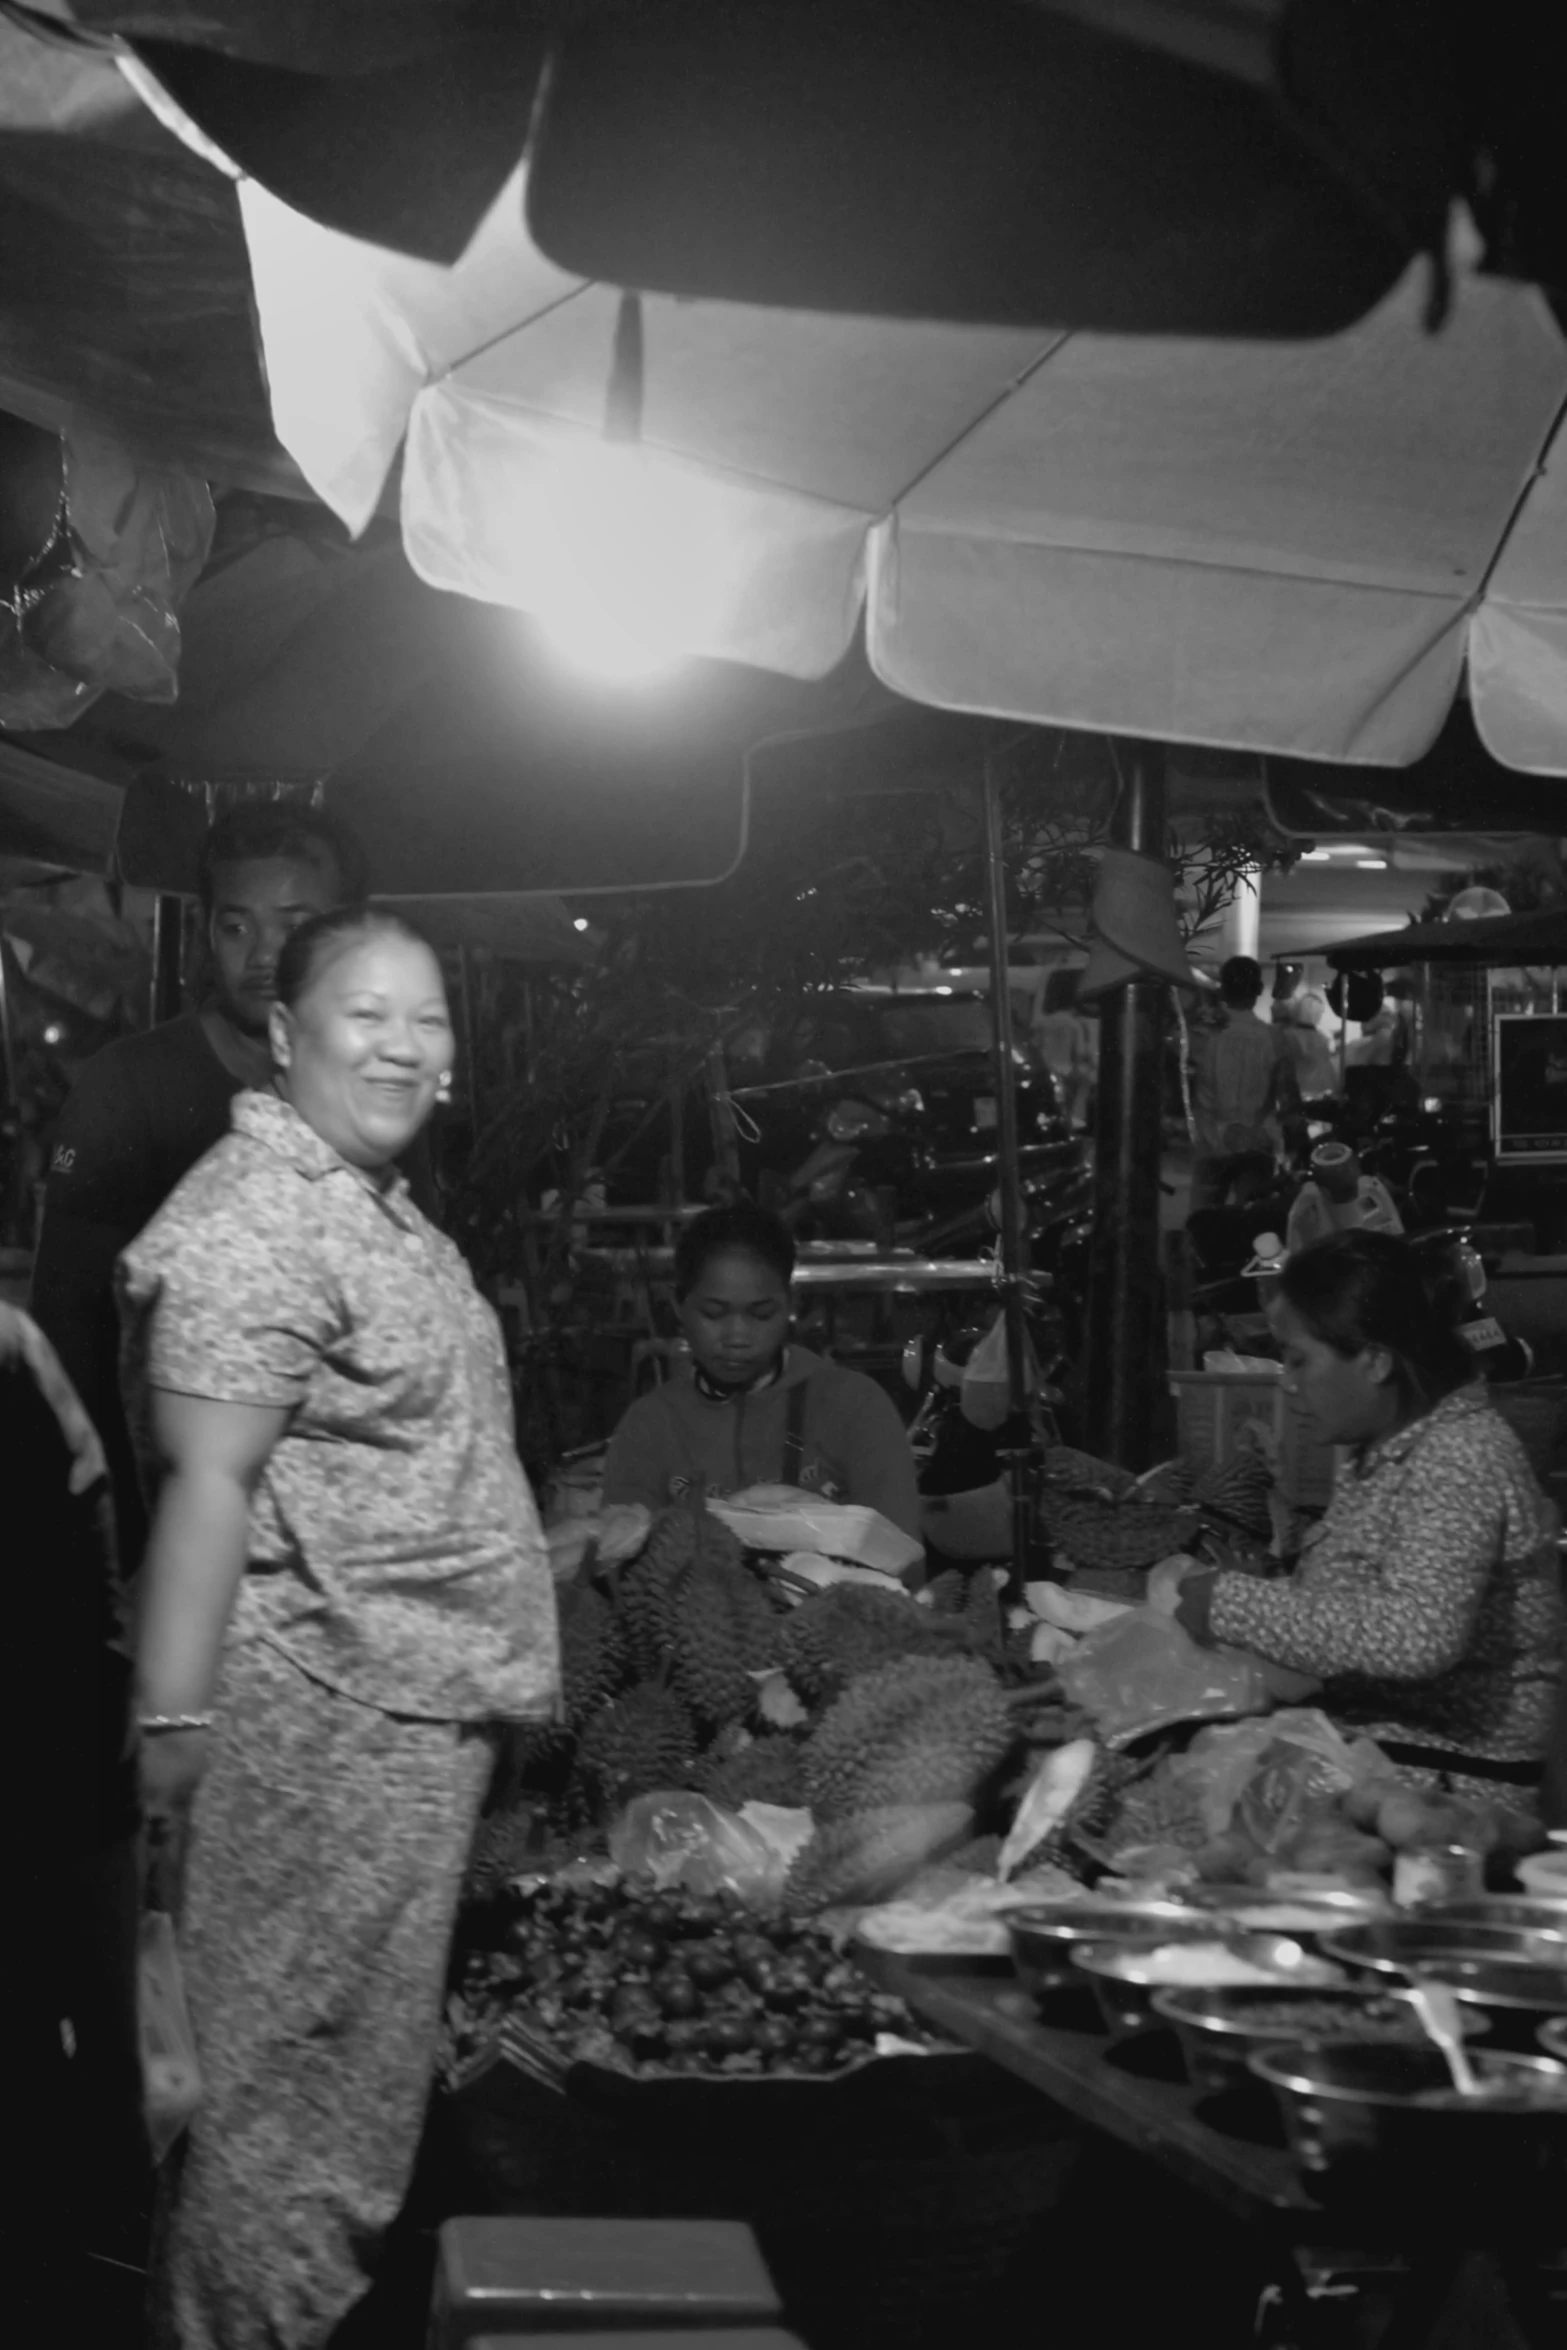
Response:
[30,801,370,1561]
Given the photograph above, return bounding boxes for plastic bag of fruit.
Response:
[609,1791,812,1903]
[1181,1709,1388,1849]
[1056,1608,1276,1744]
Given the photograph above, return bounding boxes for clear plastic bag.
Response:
[1055,1609,1275,1745]
[608,1792,811,1903]
[139,1911,201,2164]
[1177,1709,1388,1847]
[959,1308,1040,1430]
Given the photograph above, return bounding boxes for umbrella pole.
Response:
[1083,740,1169,1468]
[980,749,1030,1592]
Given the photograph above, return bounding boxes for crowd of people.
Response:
[11,817,1567,2350]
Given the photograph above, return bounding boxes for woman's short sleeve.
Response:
[119,1164,340,1409]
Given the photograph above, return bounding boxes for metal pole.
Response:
[1082,740,1169,1468]
[458,945,481,1112]
[150,893,184,1025]
[981,750,1030,1590]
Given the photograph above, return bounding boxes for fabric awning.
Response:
[237,170,1567,774]
[1328,908,1567,970]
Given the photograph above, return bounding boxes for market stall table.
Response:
[875,1958,1567,2349]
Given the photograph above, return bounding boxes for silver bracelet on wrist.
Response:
[138,1712,214,1734]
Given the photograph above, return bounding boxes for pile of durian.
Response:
[470,1501,1096,1913]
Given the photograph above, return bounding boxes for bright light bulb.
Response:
[573,917,590,932]
[521,439,727,682]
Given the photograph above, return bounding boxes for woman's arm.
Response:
[1542,1645,1567,1829]
[1205,1441,1506,1682]
[135,1390,289,1829]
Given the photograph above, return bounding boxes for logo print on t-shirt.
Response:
[51,1145,76,1174]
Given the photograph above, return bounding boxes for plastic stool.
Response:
[431,2217,782,2341]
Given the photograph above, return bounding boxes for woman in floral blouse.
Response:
[120,908,558,2350]
[1177,1231,1564,1793]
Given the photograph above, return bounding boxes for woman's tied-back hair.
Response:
[1278,1230,1473,1414]
[273,907,439,1012]
[198,800,370,912]
[674,1199,796,1302]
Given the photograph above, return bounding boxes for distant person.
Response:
[1032,966,1096,1129]
[1283,990,1340,1101]
[30,802,369,1563]
[1188,955,1301,1212]
[1346,1002,1404,1069]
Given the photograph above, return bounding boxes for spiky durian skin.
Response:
[802,1653,1015,1821]
[783,1801,974,1913]
[619,1506,746,1676]
[667,1553,782,1728]
[779,1581,972,1707]
[558,1577,630,1729]
[571,1685,697,1819]
[465,1805,542,1900]
[689,1735,808,1812]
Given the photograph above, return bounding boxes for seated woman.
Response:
[603,1199,920,1539]
[1176,1231,1565,1797]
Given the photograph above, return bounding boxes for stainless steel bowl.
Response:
[1006,1901,1205,1999]
[1181,1885,1389,1935]
[1248,2040,1567,2216]
[1426,1897,1567,1935]
[1152,1982,1489,2101]
[1321,1918,1567,1979]
[1073,1935,1340,2040]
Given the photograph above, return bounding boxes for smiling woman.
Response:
[115,904,559,2350]
[269,907,454,1172]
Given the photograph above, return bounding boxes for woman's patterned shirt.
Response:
[1210,1387,1564,1761]
[118,1091,559,1725]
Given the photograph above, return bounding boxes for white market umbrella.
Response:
[238,170,1567,775]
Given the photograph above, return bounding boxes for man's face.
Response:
[207,854,341,1035]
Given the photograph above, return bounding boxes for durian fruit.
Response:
[957,1567,1006,1659]
[1043,1495,1199,1571]
[946,1832,1004,1876]
[571,1685,698,1818]
[667,1551,782,1728]
[1041,1445,1138,1499]
[784,1801,975,1913]
[1000,1738,1137,1876]
[690,1733,808,1811]
[558,1577,631,1729]
[803,1653,1016,1821]
[464,1803,543,1900]
[779,1581,973,1707]
[618,1504,747,1676]
[1192,1453,1273,1542]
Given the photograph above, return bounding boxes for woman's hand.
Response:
[140,1727,212,1911]
[141,1725,212,1821]
[1174,1567,1220,1647]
